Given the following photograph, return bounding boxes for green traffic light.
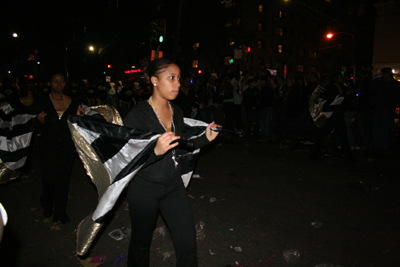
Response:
[159,35,164,43]
[230,58,234,64]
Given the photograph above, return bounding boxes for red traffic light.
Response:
[107,64,112,69]
[246,47,251,53]
[198,70,202,74]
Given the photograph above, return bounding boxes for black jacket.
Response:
[33,94,79,142]
[124,100,209,184]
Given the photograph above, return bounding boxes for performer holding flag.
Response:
[124,58,220,267]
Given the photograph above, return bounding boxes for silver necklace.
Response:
[149,97,178,168]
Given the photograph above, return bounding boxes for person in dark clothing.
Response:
[370,66,400,153]
[33,73,85,224]
[285,77,307,141]
[354,70,373,150]
[310,71,353,161]
[257,74,274,142]
[242,78,259,137]
[124,58,220,267]
[173,75,196,118]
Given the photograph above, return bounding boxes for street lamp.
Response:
[326,32,356,82]
[12,32,29,78]
[89,45,95,51]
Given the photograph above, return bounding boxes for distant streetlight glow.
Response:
[13,33,18,38]
[326,33,334,39]
[89,45,94,51]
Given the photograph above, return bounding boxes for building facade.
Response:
[372,0,400,79]
[178,0,369,79]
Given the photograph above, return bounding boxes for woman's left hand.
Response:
[205,121,221,142]
[76,105,85,116]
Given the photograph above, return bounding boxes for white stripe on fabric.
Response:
[103,134,159,183]
[74,124,101,145]
[0,103,15,115]
[0,203,7,226]
[183,118,207,140]
[4,156,27,170]
[183,117,209,128]
[0,114,36,129]
[0,132,33,152]
[181,171,193,187]
[92,165,143,221]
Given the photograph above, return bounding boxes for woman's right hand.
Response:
[154,131,180,156]
[37,111,47,124]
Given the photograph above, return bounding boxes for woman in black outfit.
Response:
[124,58,220,267]
[34,73,84,223]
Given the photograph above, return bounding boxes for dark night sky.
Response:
[1,0,378,81]
[1,1,154,63]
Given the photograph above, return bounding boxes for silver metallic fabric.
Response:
[0,163,19,184]
[76,214,103,256]
[308,85,328,128]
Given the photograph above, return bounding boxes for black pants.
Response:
[39,139,76,218]
[312,112,352,158]
[127,177,197,267]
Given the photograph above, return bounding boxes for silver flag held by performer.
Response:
[0,102,36,184]
[68,111,207,256]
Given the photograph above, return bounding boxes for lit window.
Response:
[278,44,283,53]
[279,10,283,18]
[193,43,199,51]
[309,51,317,59]
[276,27,283,36]
[259,4,263,12]
[258,40,265,49]
[258,22,263,31]
[192,60,199,68]
[298,65,304,72]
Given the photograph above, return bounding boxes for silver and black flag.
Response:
[0,102,36,184]
[68,113,207,255]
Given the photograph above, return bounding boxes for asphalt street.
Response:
[0,133,399,267]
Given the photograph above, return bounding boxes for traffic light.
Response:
[107,64,112,69]
[229,58,234,64]
[198,69,202,74]
[158,19,165,43]
[242,46,251,61]
[150,19,166,47]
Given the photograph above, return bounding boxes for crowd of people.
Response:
[1,65,400,158]
[168,66,400,158]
